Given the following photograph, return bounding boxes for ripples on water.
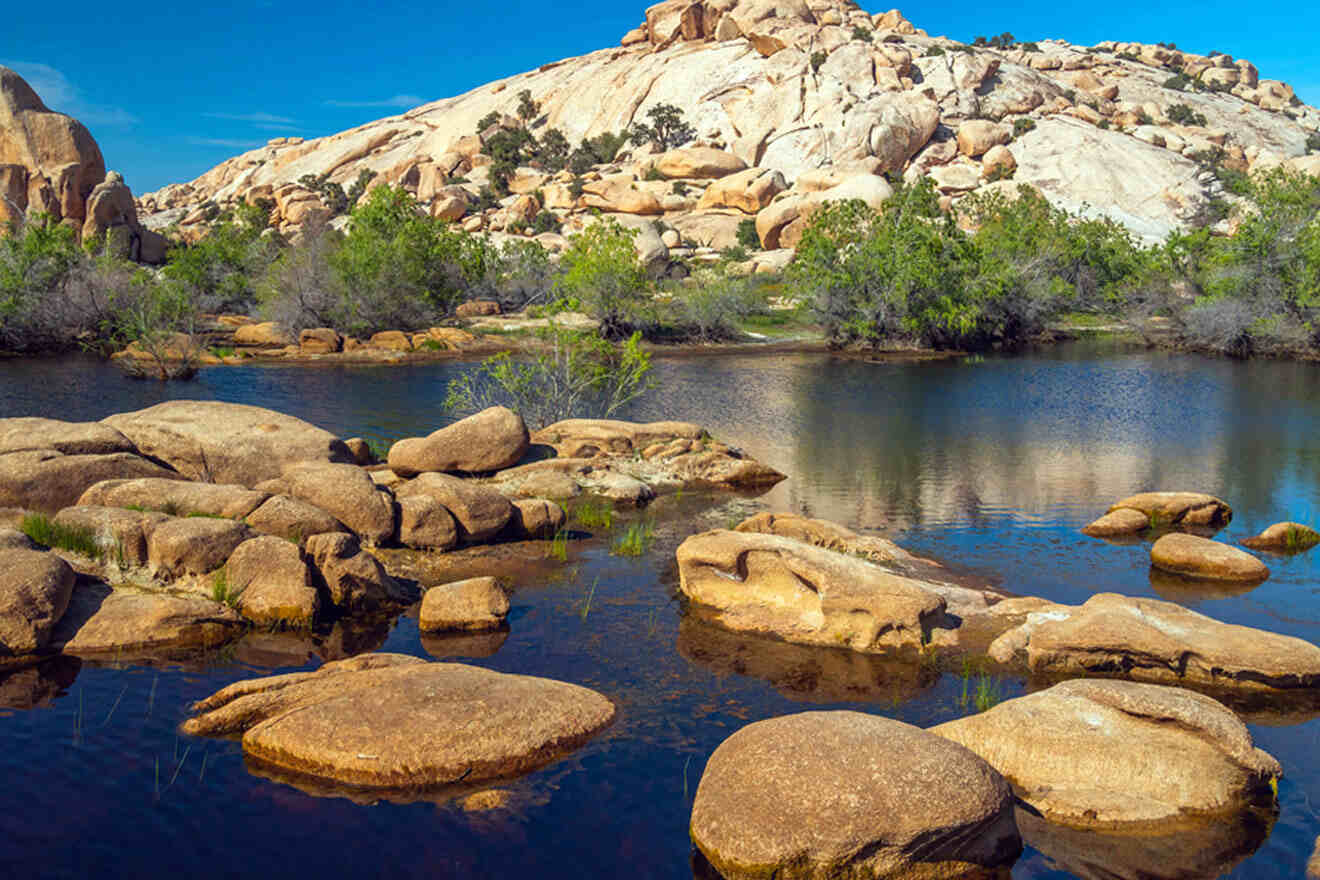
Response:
[3,340,1320,878]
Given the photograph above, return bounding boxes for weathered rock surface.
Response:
[0,547,75,655]
[387,407,530,477]
[1150,533,1269,582]
[51,587,243,656]
[181,655,616,792]
[419,577,509,632]
[148,517,253,578]
[734,511,912,562]
[691,711,1021,880]
[283,462,395,544]
[988,592,1320,695]
[52,505,170,567]
[102,401,352,487]
[0,449,176,514]
[508,498,566,539]
[0,418,135,456]
[244,494,347,543]
[304,533,410,613]
[395,473,514,543]
[397,495,460,551]
[1080,507,1150,538]
[932,679,1280,828]
[677,530,945,652]
[78,477,268,520]
[228,536,320,627]
[81,171,168,263]
[1083,491,1234,536]
[0,527,32,550]
[1243,521,1320,552]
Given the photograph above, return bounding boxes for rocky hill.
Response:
[137,1,1320,255]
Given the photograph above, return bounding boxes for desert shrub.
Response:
[736,218,761,250]
[668,270,764,342]
[851,25,872,43]
[810,50,828,73]
[257,222,344,330]
[924,46,946,57]
[1166,103,1207,127]
[1163,72,1192,91]
[161,209,276,313]
[629,104,696,151]
[555,219,650,337]
[1013,118,1036,137]
[531,210,561,235]
[1307,133,1320,153]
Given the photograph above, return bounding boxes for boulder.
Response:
[697,167,788,213]
[0,449,177,514]
[397,495,460,551]
[228,536,320,627]
[508,498,567,539]
[989,592,1320,694]
[387,407,530,477]
[298,328,342,354]
[368,330,413,351]
[395,473,514,543]
[102,401,352,487]
[343,438,373,466]
[233,321,294,347]
[148,517,253,578]
[691,711,1021,880]
[981,144,1017,177]
[304,532,409,613]
[283,462,395,544]
[653,147,747,179]
[0,527,32,550]
[676,530,945,652]
[78,477,268,520]
[419,577,509,632]
[506,470,581,500]
[533,419,705,458]
[455,300,501,318]
[244,494,347,543]
[51,587,243,656]
[1242,521,1320,552]
[581,176,663,214]
[755,195,804,250]
[932,680,1280,827]
[1150,533,1269,583]
[1081,507,1150,537]
[180,655,616,792]
[0,548,75,655]
[734,512,913,563]
[1105,491,1233,527]
[0,418,136,456]
[51,505,170,567]
[590,471,655,506]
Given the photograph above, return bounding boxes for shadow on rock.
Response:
[676,615,937,705]
[1016,803,1274,880]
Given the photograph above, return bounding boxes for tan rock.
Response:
[368,330,413,351]
[233,322,294,347]
[78,477,267,519]
[533,418,705,458]
[0,449,177,514]
[455,300,501,318]
[228,536,320,627]
[419,577,509,632]
[581,175,664,214]
[387,407,530,477]
[981,144,1017,177]
[697,167,787,213]
[1107,491,1233,527]
[397,495,460,551]
[51,587,243,657]
[676,530,945,652]
[0,547,75,655]
[691,711,1020,880]
[304,532,409,613]
[102,401,353,488]
[1242,521,1320,552]
[1150,533,1269,583]
[957,120,1011,157]
[0,418,135,456]
[1081,507,1150,537]
[509,498,567,539]
[504,469,581,500]
[653,147,748,179]
[148,517,253,578]
[283,462,396,544]
[395,473,514,543]
[932,680,1280,828]
[51,505,170,567]
[734,512,912,563]
[180,655,616,792]
[245,494,346,543]
[298,328,342,354]
[754,195,803,249]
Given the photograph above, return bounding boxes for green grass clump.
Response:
[210,569,242,608]
[611,520,655,557]
[573,498,614,530]
[955,657,1005,713]
[547,528,569,561]
[1285,524,1320,552]
[20,513,101,559]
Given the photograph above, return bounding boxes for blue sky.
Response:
[4,1,1317,193]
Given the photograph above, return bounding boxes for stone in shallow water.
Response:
[1150,533,1269,583]
[0,547,75,655]
[418,577,509,632]
[690,711,1021,880]
[1106,491,1232,527]
[1242,521,1320,552]
[932,679,1280,828]
[1081,507,1150,537]
[387,406,530,477]
[51,586,243,658]
[181,654,616,793]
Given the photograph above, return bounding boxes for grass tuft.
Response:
[20,513,101,559]
[210,569,242,608]
[547,528,569,561]
[573,497,614,530]
[611,520,655,557]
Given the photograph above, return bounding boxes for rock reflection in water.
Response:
[0,655,80,709]
[1148,566,1266,602]
[422,627,509,660]
[676,616,936,705]
[1015,804,1273,880]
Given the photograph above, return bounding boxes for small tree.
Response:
[629,104,696,151]
[516,89,540,127]
[555,220,649,337]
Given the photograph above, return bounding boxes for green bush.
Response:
[532,210,562,235]
[1307,133,1320,153]
[1167,103,1207,127]
[810,50,828,73]
[851,25,872,42]
[1013,118,1036,137]
[629,104,696,151]
[555,219,650,337]
[736,218,761,250]
[924,46,946,57]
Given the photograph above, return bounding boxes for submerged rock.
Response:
[1150,533,1269,582]
[181,654,616,792]
[1242,521,1320,553]
[388,406,530,477]
[0,547,75,655]
[932,679,1280,828]
[690,711,1021,880]
[418,577,509,632]
[676,529,945,653]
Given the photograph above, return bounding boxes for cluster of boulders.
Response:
[0,401,782,662]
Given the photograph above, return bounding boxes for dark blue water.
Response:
[3,341,1320,878]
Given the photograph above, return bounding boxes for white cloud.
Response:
[204,111,298,125]
[185,137,263,149]
[325,94,424,109]
[0,60,138,126]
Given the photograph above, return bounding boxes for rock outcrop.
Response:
[690,711,1021,880]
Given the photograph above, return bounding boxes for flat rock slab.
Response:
[691,711,1021,880]
[51,587,243,657]
[676,530,945,653]
[1151,533,1269,582]
[0,418,137,456]
[0,449,177,514]
[102,400,352,487]
[932,679,1280,828]
[181,654,615,792]
[988,592,1320,695]
[388,406,529,477]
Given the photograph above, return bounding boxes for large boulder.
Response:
[396,495,460,551]
[244,494,347,543]
[419,577,509,632]
[283,462,395,544]
[180,655,616,792]
[102,401,353,488]
[387,406,530,477]
[932,680,1280,827]
[653,147,747,179]
[228,536,320,628]
[81,171,168,263]
[394,474,514,543]
[956,120,1011,157]
[0,547,75,655]
[676,530,945,652]
[0,449,177,514]
[232,321,294,347]
[304,532,409,613]
[78,477,268,520]
[51,587,243,657]
[691,711,1021,880]
[0,418,136,456]
[988,592,1320,695]
[148,517,253,578]
[1150,533,1269,583]
[697,167,788,213]
[1107,491,1233,527]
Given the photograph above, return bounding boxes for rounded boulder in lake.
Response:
[690,711,1021,880]
[181,654,615,792]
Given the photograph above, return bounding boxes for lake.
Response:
[2,339,1319,878]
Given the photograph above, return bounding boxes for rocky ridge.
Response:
[136,1,1320,254]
